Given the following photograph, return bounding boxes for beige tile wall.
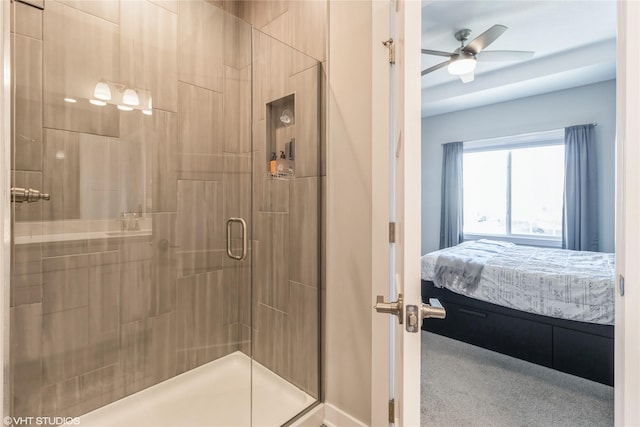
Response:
[120,0,177,113]
[10,0,323,419]
[10,0,252,419]
[42,129,81,221]
[13,33,42,171]
[237,0,327,63]
[43,0,120,137]
[177,0,224,92]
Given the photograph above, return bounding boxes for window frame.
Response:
[462,129,565,248]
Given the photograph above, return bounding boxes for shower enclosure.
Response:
[9,0,322,425]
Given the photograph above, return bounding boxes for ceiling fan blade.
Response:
[422,49,454,57]
[476,50,535,61]
[421,60,449,76]
[464,24,507,55]
[460,72,475,83]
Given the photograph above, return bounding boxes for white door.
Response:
[392,0,424,425]
[372,0,429,425]
[615,1,640,425]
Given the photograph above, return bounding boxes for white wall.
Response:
[421,79,616,254]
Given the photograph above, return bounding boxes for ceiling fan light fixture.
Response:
[448,55,477,76]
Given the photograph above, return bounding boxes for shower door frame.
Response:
[1,0,11,419]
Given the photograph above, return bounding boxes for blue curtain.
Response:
[439,142,464,249]
[563,124,599,251]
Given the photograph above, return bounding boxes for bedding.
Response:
[421,240,615,325]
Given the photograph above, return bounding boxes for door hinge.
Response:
[620,275,625,297]
[389,398,395,423]
[382,38,395,64]
[389,222,396,243]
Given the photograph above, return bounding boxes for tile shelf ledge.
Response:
[13,218,153,245]
[266,172,295,180]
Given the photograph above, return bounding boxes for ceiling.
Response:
[421,1,617,117]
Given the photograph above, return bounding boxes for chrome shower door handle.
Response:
[226,217,247,261]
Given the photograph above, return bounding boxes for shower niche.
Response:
[266,94,296,178]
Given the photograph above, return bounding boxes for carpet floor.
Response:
[421,331,614,427]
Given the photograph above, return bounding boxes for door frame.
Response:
[370,0,423,424]
[392,0,422,425]
[615,1,640,425]
[370,0,391,425]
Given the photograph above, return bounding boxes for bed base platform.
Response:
[421,280,614,386]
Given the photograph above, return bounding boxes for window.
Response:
[462,132,565,245]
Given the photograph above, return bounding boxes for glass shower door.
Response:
[9,0,322,424]
[250,29,322,424]
[9,1,253,425]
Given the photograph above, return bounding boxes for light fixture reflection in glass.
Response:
[141,95,152,115]
[55,151,66,160]
[94,82,112,101]
[90,99,107,106]
[64,97,77,103]
[117,105,134,111]
[280,109,293,126]
[123,88,140,106]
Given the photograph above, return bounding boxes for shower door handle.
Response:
[226,217,247,261]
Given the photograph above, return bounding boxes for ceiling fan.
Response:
[422,25,534,83]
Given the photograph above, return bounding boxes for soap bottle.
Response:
[276,151,287,174]
[269,152,277,174]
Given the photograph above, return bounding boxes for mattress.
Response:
[421,240,615,325]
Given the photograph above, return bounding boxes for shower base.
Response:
[79,351,315,427]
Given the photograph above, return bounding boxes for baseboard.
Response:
[289,403,325,427]
[323,403,368,427]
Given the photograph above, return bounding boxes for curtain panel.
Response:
[439,141,464,249]
[563,124,599,251]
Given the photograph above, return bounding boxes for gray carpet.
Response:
[421,332,614,427]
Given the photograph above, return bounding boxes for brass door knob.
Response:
[374,293,404,324]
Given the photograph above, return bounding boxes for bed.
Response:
[421,239,615,385]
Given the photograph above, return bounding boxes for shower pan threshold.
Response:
[79,351,315,427]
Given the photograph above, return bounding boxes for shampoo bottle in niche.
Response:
[269,152,277,174]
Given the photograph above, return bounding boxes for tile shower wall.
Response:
[10,0,324,420]
[237,0,327,63]
[10,0,251,418]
